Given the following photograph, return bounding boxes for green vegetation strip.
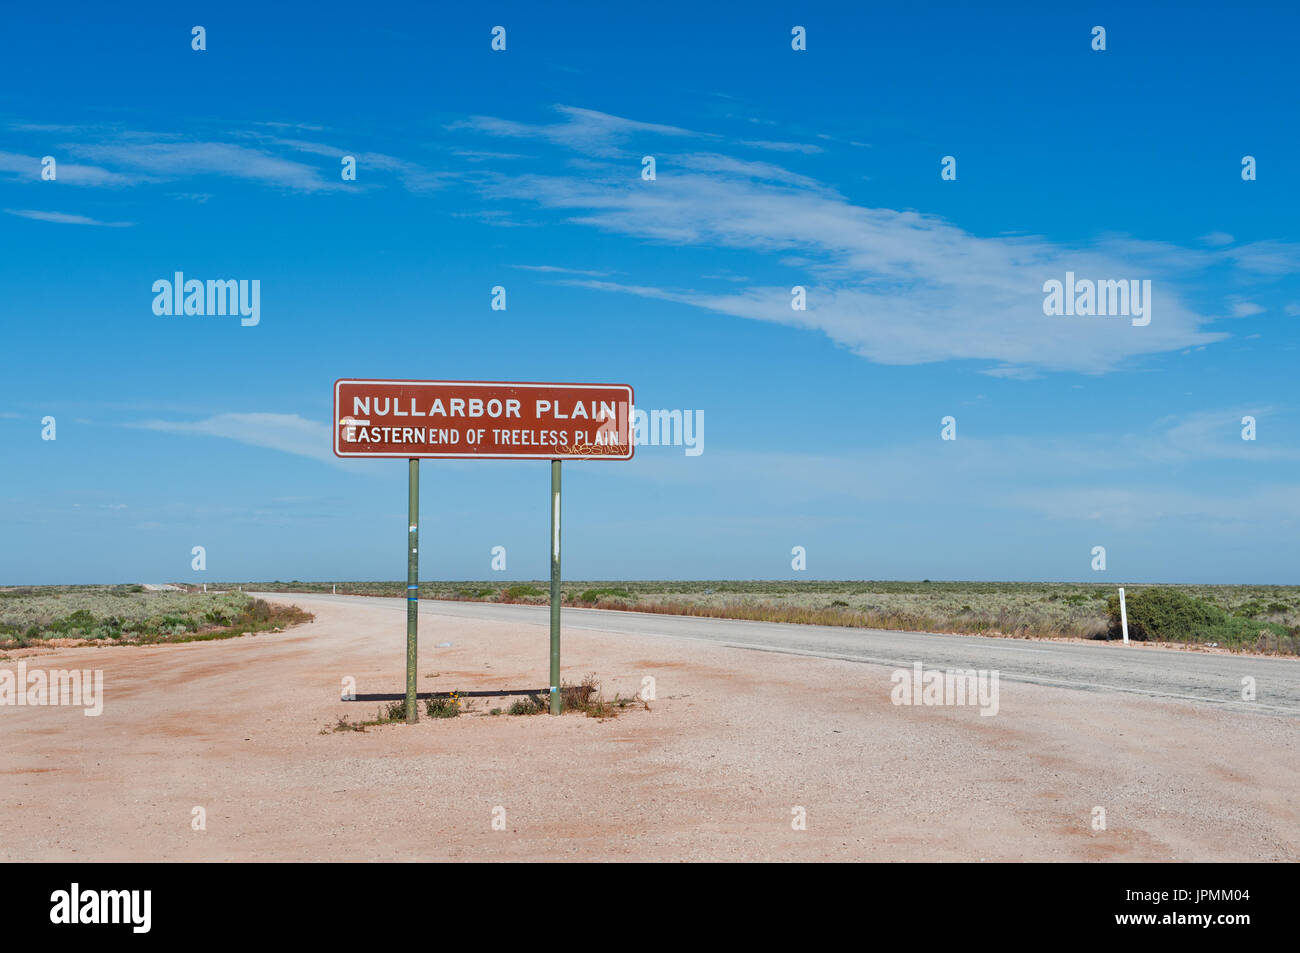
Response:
[224,579,1300,655]
[0,586,312,647]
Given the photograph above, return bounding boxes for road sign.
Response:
[333,378,634,719]
[333,379,634,460]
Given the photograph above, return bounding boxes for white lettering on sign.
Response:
[352,396,526,419]
[533,400,618,421]
[350,395,622,422]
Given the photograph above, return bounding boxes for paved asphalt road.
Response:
[259,593,1300,717]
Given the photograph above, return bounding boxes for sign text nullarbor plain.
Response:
[348,395,622,421]
[333,379,634,460]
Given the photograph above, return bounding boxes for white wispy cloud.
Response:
[1144,407,1291,462]
[69,139,345,192]
[448,106,700,157]
[0,150,139,186]
[251,135,451,192]
[131,413,338,464]
[449,149,531,162]
[449,105,821,157]
[450,106,1300,375]
[5,208,132,226]
[671,152,825,188]
[6,121,445,193]
[512,264,611,277]
[737,139,824,154]
[1009,482,1300,524]
[250,120,328,132]
[623,408,1298,526]
[1199,231,1234,247]
[1218,240,1300,276]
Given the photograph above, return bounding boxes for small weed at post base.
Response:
[507,695,547,715]
[560,674,626,720]
[380,701,407,723]
[426,693,460,718]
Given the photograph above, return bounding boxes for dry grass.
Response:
[567,594,1109,641]
[507,694,547,716]
[560,673,644,719]
[498,675,641,718]
[0,587,313,648]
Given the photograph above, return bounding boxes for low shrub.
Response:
[577,587,633,603]
[1106,588,1292,649]
[503,585,544,601]
[507,695,547,715]
[425,694,461,718]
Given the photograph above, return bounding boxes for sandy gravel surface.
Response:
[2,594,1296,862]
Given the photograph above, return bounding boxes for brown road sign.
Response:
[333,379,634,460]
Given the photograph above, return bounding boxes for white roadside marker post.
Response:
[1118,587,1130,645]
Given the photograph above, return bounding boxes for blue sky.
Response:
[2,1,1298,584]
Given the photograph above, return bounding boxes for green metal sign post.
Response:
[549,459,562,714]
[406,458,419,723]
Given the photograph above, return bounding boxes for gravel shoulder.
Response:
[2,593,1295,862]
